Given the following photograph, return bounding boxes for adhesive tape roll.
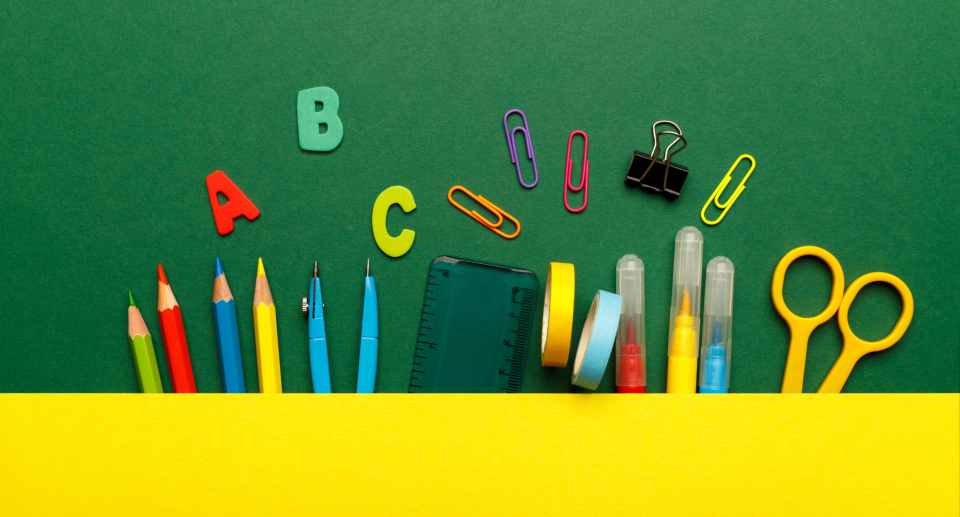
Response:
[571,290,623,390]
[541,263,575,367]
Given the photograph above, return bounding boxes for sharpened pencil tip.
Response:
[313,261,318,278]
[128,291,137,308]
[257,258,265,276]
[157,264,168,285]
[215,257,224,277]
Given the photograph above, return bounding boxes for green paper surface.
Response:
[0,0,957,393]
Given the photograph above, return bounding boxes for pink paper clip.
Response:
[564,130,589,213]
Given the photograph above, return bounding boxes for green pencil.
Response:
[127,292,163,393]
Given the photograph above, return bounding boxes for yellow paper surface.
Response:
[1,394,957,516]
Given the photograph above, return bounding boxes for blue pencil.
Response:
[213,258,246,393]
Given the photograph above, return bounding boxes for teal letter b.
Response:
[297,86,344,151]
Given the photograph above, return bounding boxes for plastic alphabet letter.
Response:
[297,86,344,151]
[206,170,260,236]
[371,186,416,258]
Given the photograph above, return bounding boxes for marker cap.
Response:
[615,254,646,391]
[699,256,734,392]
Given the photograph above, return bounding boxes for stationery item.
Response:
[371,186,416,258]
[540,262,575,367]
[448,186,520,239]
[357,260,379,393]
[564,131,589,213]
[205,170,260,236]
[571,290,623,390]
[503,109,539,188]
[624,120,689,200]
[700,155,756,225]
[157,265,196,393]
[408,256,539,393]
[772,246,914,393]
[302,261,331,393]
[212,258,245,393]
[615,255,646,393]
[253,258,282,393]
[297,86,344,151]
[699,257,734,393]
[127,292,163,393]
[666,227,703,393]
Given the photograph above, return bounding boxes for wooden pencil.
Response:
[213,258,246,393]
[127,292,163,393]
[253,258,282,393]
[158,264,197,393]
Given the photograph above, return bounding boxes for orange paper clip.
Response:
[448,186,521,239]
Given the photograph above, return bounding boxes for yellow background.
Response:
[2,395,957,516]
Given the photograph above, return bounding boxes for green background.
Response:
[1,0,957,393]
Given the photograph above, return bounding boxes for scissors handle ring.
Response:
[817,272,914,393]
[772,246,846,326]
[772,246,846,393]
[837,272,914,353]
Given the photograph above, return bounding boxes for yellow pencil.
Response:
[253,258,282,393]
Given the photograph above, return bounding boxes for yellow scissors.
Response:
[772,246,914,393]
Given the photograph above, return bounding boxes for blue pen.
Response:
[304,261,332,393]
[357,259,378,393]
[212,258,246,393]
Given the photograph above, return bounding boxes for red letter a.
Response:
[206,170,260,236]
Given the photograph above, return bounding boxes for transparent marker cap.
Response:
[668,226,703,359]
[700,256,734,391]
[615,255,645,388]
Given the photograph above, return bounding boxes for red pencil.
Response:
[158,264,196,393]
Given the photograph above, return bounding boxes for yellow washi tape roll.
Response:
[541,262,575,367]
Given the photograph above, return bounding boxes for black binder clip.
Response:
[624,120,688,200]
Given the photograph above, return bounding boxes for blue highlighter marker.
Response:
[304,261,331,393]
[699,257,735,394]
[357,259,378,393]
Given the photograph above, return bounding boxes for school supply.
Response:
[699,257,734,393]
[157,265,196,393]
[297,86,344,151]
[408,257,539,393]
[701,155,756,225]
[615,255,646,393]
[448,186,521,239]
[303,261,331,393]
[206,170,260,236]
[504,109,539,188]
[540,262,575,367]
[564,131,589,213]
[253,258,282,393]
[624,121,689,200]
[571,290,623,390]
[372,186,416,258]
[357,260,378,393]
[773,246,914,393]
[666,227,703,393]
[127,292,163,393]
[212,258,245,393]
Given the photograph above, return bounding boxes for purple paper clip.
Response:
[503,109,539,188]
[564,130,589,213]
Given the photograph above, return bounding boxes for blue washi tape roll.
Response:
[571,290,623,390]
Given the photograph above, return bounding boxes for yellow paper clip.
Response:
[700,154,756,225]
[448,186,521,239]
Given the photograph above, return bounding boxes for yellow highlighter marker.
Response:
[666,227,703,393]
[253,258,282,393]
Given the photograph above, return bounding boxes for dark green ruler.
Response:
[408,257,540,393]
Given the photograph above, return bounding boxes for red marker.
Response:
[618,318,646,393]
[616,255,647,393]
